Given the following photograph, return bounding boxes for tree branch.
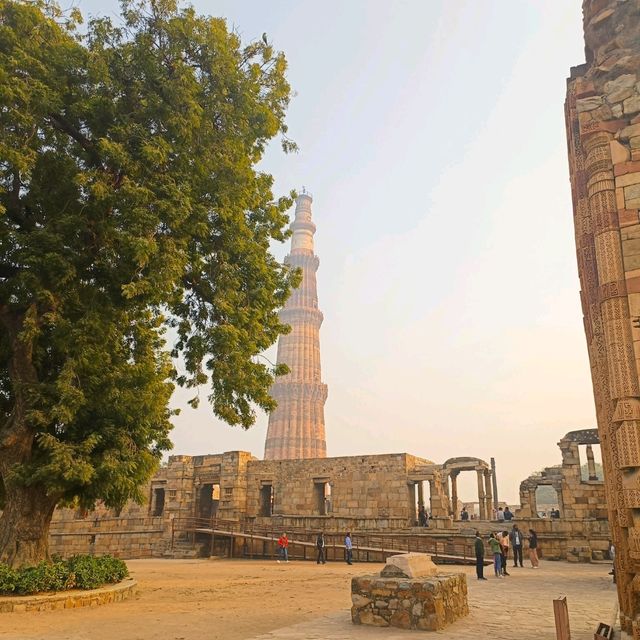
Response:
[48,113,98,158]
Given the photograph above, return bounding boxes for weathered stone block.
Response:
[382,552,438,578]
[352,572,468,631]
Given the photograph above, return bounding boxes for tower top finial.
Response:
[298,186,312,201]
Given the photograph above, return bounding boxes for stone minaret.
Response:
[264,192,328,460]
[565,0,640,634]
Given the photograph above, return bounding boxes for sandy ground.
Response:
[0,558,618,640]
[0,559,372,640]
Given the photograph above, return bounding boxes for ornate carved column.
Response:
[264,193,328,460]
[565,5,640,631]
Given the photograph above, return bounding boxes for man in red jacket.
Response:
[277,533,289,563]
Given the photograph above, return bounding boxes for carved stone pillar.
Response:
[477,470,486,520]
[565,5,640,631]
[484,471,493,519]
[490,457,499,511]
[417,481,424,508]
[586,444,598,481]
[450,472,459,518]
[528,488,538,519]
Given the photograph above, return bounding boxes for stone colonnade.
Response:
[441,458,495,520]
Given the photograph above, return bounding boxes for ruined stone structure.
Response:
[517,429,606,520]
[48,443,611,563]
[264,192,328,460]
[565,1,640,633]
[49,451,453,558]
[441,457,494,519]
[351,554,468,630]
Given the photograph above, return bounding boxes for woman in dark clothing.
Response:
[528,529,539,568]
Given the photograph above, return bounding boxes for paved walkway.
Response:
[251,562,617,640]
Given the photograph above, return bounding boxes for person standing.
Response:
[528,529,539,568]
[488,533,503,578]
[461,507,469,521]
[316,532,326,564]
[497,507,505,522]
[497,530,510,576]
[510,525,524,567]
[418,505,427,527]
[277,532,289,563]
[345,532,353,565]
[503,506,513,521]
[474,531,487,580]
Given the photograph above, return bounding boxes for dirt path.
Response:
[0,559,375,640]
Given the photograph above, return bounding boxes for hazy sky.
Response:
[74,0,594,503]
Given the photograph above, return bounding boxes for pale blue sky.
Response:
[74,0,592,503]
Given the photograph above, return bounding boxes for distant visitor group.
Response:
[474,524,539,580]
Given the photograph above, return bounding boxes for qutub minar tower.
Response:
[264,191,328,460]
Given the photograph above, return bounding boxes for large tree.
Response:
[0,0,299,567]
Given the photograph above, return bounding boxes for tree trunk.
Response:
[0,305,58,567]
[0,482,58,568]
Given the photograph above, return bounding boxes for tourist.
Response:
[474,531,487,580]
[418,505,427,527]
[528,529,539,568]
[497,507,505,522]
[277,532,289,563]
[345,531,353,565]
[503,506,513,521]
[488,533,503,578]
[316,532,326,564]
[460,507,469,521]
[510,524,524,567]
[497,530,510,576]
[609,541,616,584]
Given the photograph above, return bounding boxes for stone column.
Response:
[528,488,537,519]
[417,481,424,508]
[586,444,598,481]
[450,472,459,518]
[484,471,493,519]
[477,470,486,520]
[490,457,499,511]
[565,6,640,632]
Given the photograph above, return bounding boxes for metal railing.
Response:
[173,516,475,563]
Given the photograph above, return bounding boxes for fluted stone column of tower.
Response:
[565,1,640,634]
[264,193,328,460]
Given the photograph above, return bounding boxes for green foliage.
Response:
[0,555,128,595]
[0,564,17,593]
[66,554,129,589]
[0,0,297,530]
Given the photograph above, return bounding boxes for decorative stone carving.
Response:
[565,1,640,634]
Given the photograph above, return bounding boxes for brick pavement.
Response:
[251,562,617,640]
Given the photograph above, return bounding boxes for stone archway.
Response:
[441,457,493,520]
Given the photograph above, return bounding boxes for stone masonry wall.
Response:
[351,573,468,630]
[246,453,431,523]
